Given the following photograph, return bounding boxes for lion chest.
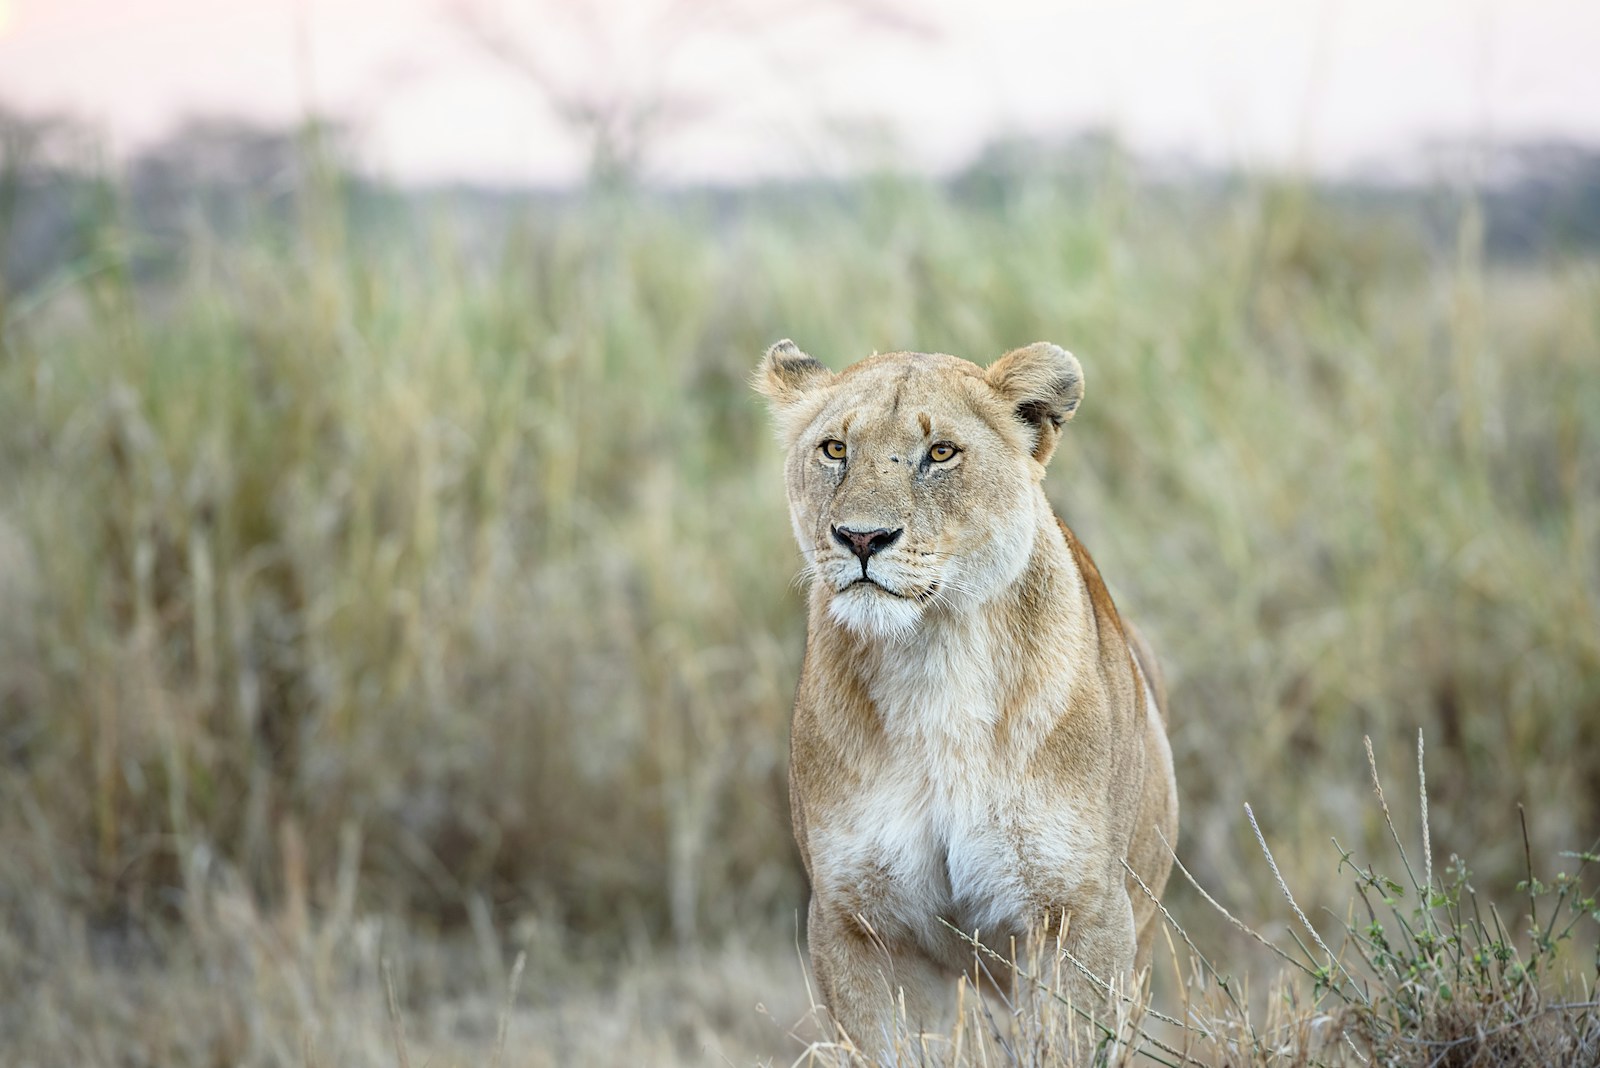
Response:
[807,644,1093,954]
[818,763,1031,944]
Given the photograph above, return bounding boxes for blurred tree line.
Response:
[4,104,1600,303]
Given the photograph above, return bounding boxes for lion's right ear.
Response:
[754,339,834,411]
[985,342,1084,466]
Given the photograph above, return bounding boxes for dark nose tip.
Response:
[832,525,903,563]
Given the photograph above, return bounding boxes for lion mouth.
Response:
[842,576,908,599]
[837,577,945,603]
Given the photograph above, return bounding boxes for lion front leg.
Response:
[1052,889,1140,1021]
[807,896,952,1053]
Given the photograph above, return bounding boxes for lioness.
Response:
[756,340,1178,1047]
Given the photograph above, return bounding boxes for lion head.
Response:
[756,341,1084,640]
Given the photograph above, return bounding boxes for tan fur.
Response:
[756,341,1178,1050]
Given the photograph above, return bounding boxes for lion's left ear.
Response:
[984,342,1084,466]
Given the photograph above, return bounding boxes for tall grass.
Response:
[0,145,1597,1063]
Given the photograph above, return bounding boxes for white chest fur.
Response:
[813,616,1091,952]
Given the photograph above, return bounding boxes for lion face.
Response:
[757,342,1084,640]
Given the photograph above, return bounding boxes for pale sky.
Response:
[1,0,1597,184]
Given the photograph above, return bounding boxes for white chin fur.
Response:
[827,584,924,641]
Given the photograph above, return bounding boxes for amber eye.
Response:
[929,442,958,463]
[821,439,847,461]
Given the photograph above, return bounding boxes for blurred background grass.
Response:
[0,113,1597,1063]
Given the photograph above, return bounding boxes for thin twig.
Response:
[1520,804,1540,933]
[382,958,412,1068]
[1159,826,1317,980]
[1120,859,1227,1041]
[1364,736,1422,900]
[1245,803,1340,968]
[491,950,527,1068]
[1417,730,1433,898]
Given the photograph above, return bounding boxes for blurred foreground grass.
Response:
[0,152,1597,1064]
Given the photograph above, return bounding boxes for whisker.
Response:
[789,562,820,592]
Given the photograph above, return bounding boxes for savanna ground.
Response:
[1,124,1598,1065]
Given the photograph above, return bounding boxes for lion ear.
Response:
[754,339,834,412]
[984,342,1084,465]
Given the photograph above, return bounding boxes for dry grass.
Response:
[1,144,1597,1064]
[2,888,820,1066]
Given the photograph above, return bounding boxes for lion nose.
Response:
[832,525,902,563]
